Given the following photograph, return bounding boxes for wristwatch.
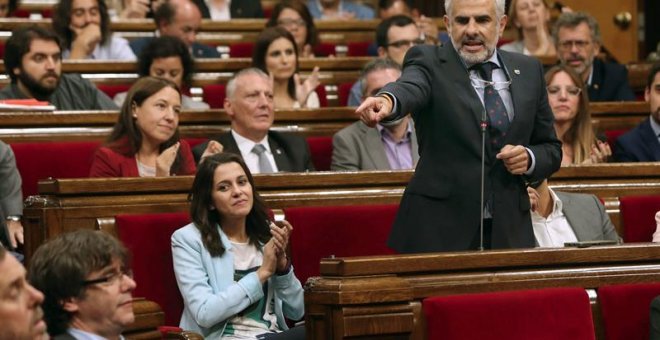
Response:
[5,215,21,222]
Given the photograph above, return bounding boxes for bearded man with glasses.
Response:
[552,11,636,102]
[28,230,137,340]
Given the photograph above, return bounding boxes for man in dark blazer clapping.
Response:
[193,68,314,173]
[357,0,562,253]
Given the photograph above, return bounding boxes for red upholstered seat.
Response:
[423,287,595,340]
[305,136,332,171]
[313,43,336,57]
[619,195,660,242]
[10,141,101,197]
[202,84,226,109]
[284,204,398,285]
[116,212,191,326]
[229,42,255,58]
[346,41,371,57]
[604,129,627,149]
[337,82,354,107]
[314,85,328,107]
[598,283,660,340]
[96,84,131,99]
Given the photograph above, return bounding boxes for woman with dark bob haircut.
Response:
[266,0,319,58]
[172,152,305,339]
[89,76,197,177]
[114,36,209,109]
[252,26,320,109]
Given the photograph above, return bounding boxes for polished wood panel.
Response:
[20,163,660,262]
[0,101,648,142]
[304,244,660,339]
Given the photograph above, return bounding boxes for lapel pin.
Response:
[275,149,282,155]
[514,69,520,75]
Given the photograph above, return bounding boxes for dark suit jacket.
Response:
[192,131,314,172]
[652,296,660,340]
[613,118,660,162]
[588,58,636,102]
[382,43,562,253]
[193,0,263,19]
[129,37,220,59]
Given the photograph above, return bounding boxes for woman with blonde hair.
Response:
[500,0,557,57]
[545,65,610,165]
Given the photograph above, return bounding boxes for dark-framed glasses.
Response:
[82,268,133,286]
[558,40,591,51]
[547,85,582,97]
[387,38,425,48]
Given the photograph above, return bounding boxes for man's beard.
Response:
[17,69,60,100]
[452,34,498,65]
[562,55,593,77]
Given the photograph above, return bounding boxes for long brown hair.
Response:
[252,26,299,101]
[189,153,271,257]
[545,64,595,164]
[106,76,183,174]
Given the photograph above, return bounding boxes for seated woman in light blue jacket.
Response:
[171,152,304,339]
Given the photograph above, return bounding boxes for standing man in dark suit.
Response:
[357,0,562,253]
[192,0,262,20]
[552,12,636,102]
[193,68,314,173]
[613,63,660,161]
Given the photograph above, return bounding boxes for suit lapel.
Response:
[268,135,291,171]
[498,52,524,146]
[640,119,660,161]
[442,43,484,134]
[361,123,391,169]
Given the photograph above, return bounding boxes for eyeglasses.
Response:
[387,38,425,48]
[277,18,306,28]
[82,268,133,287]
[547,85,582,97]
[558,40,591,51]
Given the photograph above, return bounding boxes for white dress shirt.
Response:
[531,188,579,247]
[232,130,278,174]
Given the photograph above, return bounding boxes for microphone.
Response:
[479,108,487,251]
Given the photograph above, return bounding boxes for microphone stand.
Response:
[479,109,488,251]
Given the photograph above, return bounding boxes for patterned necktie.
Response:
[472,61,510,149]
[252,144,274,173]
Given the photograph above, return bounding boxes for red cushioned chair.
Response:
[598,282,660,340]
[305,136,332,171]
[314,43,336,57]
[346,41,371,57]
[314,85,328,107]
[229,42,255,58]
[96,84,131,100]
[604,129,627,150]
[423,287,596,340]
[337,82,354,107]
[10,141,102,197]
[116,212,191,326]
[619,195,660,242]
[202,84,227,109]
[284,204,398,285]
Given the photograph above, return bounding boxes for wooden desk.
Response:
[0,102,648,143]
[21,163,660,262]
[304,244,660,339]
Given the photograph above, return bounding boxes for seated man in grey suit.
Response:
[28,230,137,340]
[332,58,418,171]
[527,179,620,247]
[193,68,314,173]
